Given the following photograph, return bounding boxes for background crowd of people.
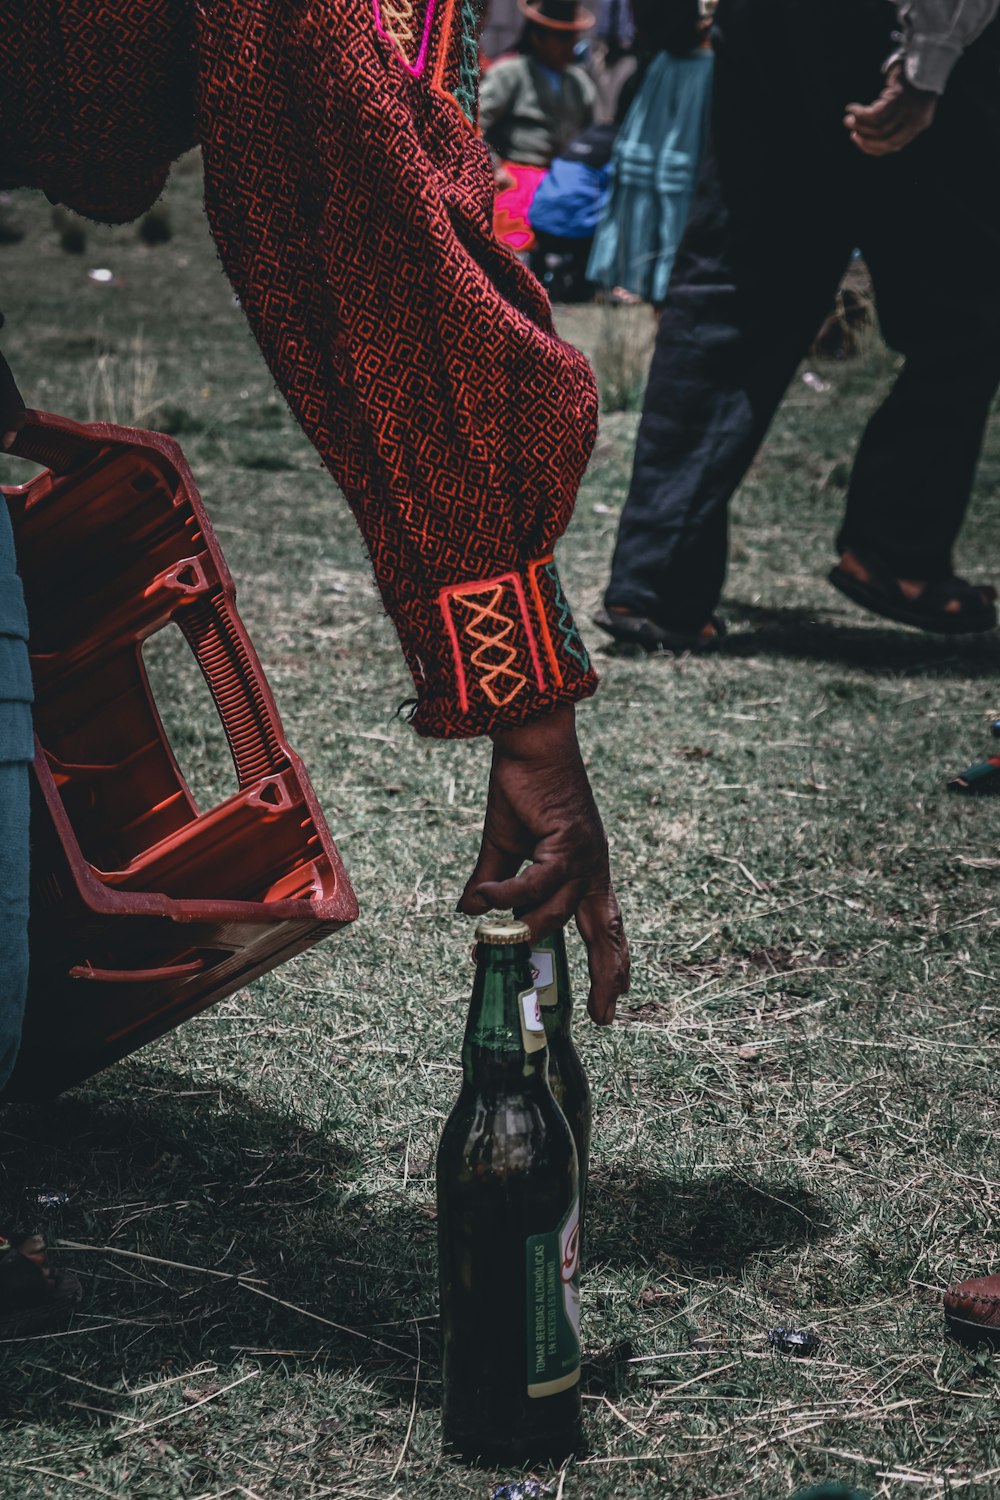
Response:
[479,0,715,304]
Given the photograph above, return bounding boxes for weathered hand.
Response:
[844,63,938,156]
[458,704,630,1025]
[0,347,25,450]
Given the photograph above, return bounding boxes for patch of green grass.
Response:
[3,159,1000,1499]
[582,302,656,413]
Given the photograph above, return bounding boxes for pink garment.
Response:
[493,162,546,252]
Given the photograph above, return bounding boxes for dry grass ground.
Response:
[2,159,1000,1499]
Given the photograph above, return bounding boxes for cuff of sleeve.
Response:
[901,36,963,93]
[406,556,599,739]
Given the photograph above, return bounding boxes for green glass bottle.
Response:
[531,930,592,1222]
[437,917,582,1466]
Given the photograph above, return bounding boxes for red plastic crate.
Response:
[0,410,358,1100]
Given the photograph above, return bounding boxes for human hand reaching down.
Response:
[845,63,938,156]
[458,703,630,1025]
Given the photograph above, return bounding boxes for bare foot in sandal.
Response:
[594,605,725,653]
[830,550,997,635]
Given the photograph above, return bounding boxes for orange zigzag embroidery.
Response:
[441,574,546,712]
[453,584,526,707]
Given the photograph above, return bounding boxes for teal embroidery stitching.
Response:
[453,0,481,122]
[544,562,590,671]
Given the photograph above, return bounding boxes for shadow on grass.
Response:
[588,1165,826,1276]
[0,1072,828,1431]
[722,601,1000,678]
[0,1063,439,1424]
[595,602,1000,678]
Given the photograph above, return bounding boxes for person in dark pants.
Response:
[595,0,1000,651]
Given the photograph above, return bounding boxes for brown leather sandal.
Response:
[943,1271,1000,1348]
[829,555,997,635]
[594,606,726,654]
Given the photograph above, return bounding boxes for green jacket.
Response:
[479,55,597,167]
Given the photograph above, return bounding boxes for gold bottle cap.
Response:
[475,915,530,946]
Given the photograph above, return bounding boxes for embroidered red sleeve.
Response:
[195,0,600,737]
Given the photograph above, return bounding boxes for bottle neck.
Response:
[533,930,574,1038]
[462,941,549,1088]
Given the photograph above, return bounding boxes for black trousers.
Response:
[604,0,1000,629]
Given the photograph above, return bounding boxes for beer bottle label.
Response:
[525,1195,581,1398]
[518,988,547,1054]
[529,949,558,1009]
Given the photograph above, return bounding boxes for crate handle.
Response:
[176,599,287,788]
[6,413,99,473]
[68,958,205,983]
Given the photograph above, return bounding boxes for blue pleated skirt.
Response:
[587,48,714,304]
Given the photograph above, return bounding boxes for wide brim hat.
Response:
[517,0,596,32]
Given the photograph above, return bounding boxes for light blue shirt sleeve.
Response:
[890,0,1000,90]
